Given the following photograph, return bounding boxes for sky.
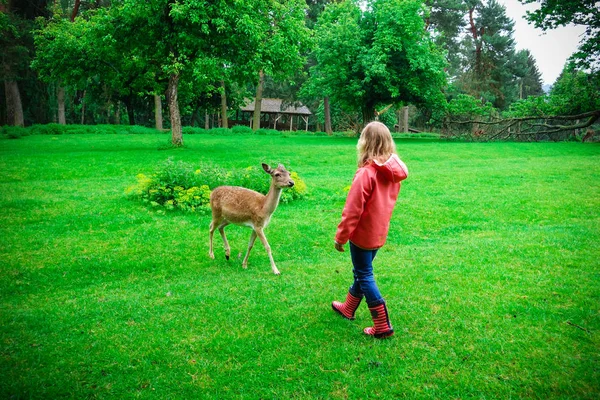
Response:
[497,0,587,86]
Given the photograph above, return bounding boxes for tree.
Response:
[550,66,600,115]
[517,49,544,99]
[248,0,310,131]
[519,0,600,70]
[425,0,468,79]
[33,4,159,126]
[456,0,523,109]
[1,2,35,126]
[307,0,447,128]
[303,0,337,134]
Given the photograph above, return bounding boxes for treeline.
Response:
[1,0,599,142]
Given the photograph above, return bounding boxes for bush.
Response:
[1,126,28,139]
[182,127,208,135]
[209,128,232,136]
[29,123,64,135]
[127,159,307,213]
[231,125,254,135]
[256,128,281,136]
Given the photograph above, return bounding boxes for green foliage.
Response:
[231,125,254,135]
[126,158,307,213]
[454,0,523,110]
[446,93,496,120]
[182,127,209,135]
[549,67,600,115]
[306,0,447,123]
[503,95,554,118]
[0,9,33,80]
[1,124,161,137]
[505,66,600,119]
[519,0,600,69]
[1,126,28,139]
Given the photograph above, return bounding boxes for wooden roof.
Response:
[241,98,312,115]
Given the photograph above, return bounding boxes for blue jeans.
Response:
[348,242,385,307]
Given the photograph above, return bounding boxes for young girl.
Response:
[332,121,408,338]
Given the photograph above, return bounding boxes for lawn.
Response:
[1,131,599,399]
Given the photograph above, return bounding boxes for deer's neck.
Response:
[263,184,282,215]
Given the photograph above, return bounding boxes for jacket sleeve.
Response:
[335,168,372,245]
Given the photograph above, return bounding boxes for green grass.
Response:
[1,132,599,399]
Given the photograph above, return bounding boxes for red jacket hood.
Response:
[372,154,409,183]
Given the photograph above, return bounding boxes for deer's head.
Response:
[262,163,295,188]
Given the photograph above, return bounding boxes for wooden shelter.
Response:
[239,98,312,131]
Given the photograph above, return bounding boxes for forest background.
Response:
[1,0,599,143]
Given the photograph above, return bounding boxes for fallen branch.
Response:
[566,320,590,333]
[446,109,600,141]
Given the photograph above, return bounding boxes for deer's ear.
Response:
[262,163,272,174]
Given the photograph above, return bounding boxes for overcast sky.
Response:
[497,0,587,86]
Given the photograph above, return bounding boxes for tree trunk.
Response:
[57,85,66,125]
[168,73,183,146]
[220,80,228,129]
[468,7,483,78]
[252,69,264,131]
[4,79,24,127]
[125,98,135,125]
[115,102,121,125]
[324,96,332,135]
[154,94,163,130]
[403,106,409,133]
[53,0,81,126]
[71,0,81,22]
[519,79,523,100]
[205,110,209,130]
[362,108,374,128]
[80,90,86,124]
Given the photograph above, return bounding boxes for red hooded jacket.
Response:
[335,154,408,250]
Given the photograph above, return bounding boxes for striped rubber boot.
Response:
[364,303,394,338]
[332,292,363,320]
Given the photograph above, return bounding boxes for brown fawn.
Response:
[208,163,294,275]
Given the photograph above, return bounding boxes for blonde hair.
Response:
[356,121,396,167]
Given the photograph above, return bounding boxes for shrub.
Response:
[2,126,28,139]
[127,159,307,213]
[209,128,232,136]
[29,124,57,135]
[256,128,281,136]
[182,127,208,135]
[231,125,254,135]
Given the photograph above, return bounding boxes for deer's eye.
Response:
[275,173,281,177]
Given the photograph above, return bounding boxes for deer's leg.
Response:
[255,228,280,275]
[242,230,258,269]
[217,221,231,260]
[209,219,218,259]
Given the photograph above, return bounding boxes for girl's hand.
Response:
[334,241,345,252]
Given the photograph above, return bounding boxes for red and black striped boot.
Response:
[364,302,394,338]
[332,292,363,320]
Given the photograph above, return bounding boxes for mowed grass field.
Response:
[0,131,599,399]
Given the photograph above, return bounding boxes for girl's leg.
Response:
[349,242,384,307]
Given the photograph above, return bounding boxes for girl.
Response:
[332,121,408,338]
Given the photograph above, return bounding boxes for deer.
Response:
[582,128,595,143]
[208,163,295,275]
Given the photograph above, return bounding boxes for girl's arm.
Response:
[335,168,372,245]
